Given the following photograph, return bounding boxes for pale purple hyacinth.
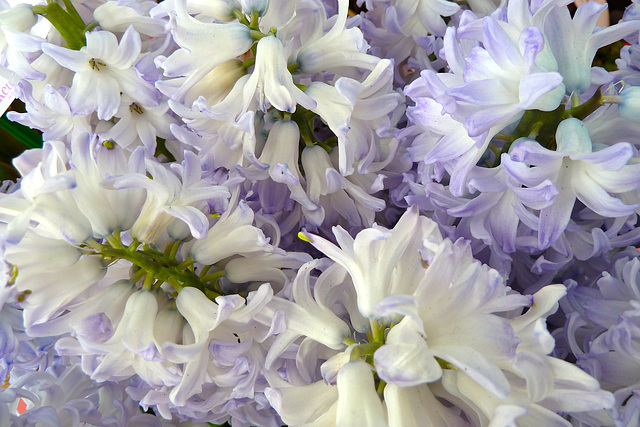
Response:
[2,0,640,424]
[399,0,640,286]
[447,164,558,255]
[0,305,22,381]
[615,43,640,86]
[0,362,163,426]
[7,83,90,143]
[404,15,565,197]
[562,252,640,424]
[504,118,640,251]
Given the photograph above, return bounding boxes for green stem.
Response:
[142,272,154,290]
[494,133,514,142]
[291,107,316,147]
[242,57,256,70]
[177,257,194,270]
[370,319,384,344]
[168,277,183,292]
[249,29,267,40]
[83,21,99,33]
[488,142,502,167]
[32,1,87,50]
[106,232,124,249]
[61,0,85,27]
[527,120,544,139]
[163,241,174,257]
[571,92,581,109]
[130,268,146,284]
[127,238,140,252]
[249,10,260,29]
[232,9,250,26]
[343,337,357,346]
[198,265,213,278]
[202,270,225,283]
[85,232,224,299]
[85,238,103,251]
[169,241,181,259]
[99,245,211,294]
[376,378,387,397]
[565,86,603,121]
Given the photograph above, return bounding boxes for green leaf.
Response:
[0,114,43,150]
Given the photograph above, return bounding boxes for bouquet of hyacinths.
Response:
[0,0,639,424]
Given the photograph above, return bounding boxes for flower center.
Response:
[129,102,144,114]
[89,58,106,70]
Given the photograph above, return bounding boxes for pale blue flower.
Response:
[242,36,316,114]
[189,201,274,265]
[300,145,387,229]
[94,1,167,38]
[307,59,404,176]
[618,86,640,122]
[405,17,565,196]
[444,19,565,137]
[361,0,460,39]
[447,164,558,255]
[0,363,162,426]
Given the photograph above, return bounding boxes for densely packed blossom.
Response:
[0,0,638,425]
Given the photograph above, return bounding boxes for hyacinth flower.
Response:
[7,81,92,143]
[561,252,640,425]
[405,16,565,197]
[545,1,640,97]
[503,118,640,251]
[262,207,613,425]
[401,0,640,282]
[152,0,406,231]
[42,26,160,120]
[1,0,640,425]
[0,3,45,81]
[0,135,310,424]
[0,363,162,426]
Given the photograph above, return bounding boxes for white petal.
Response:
[336,360,387,427]
[374,318,442,386]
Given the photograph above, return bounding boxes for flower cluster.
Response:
[0,0,638,425]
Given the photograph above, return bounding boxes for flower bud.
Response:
[241,0,269,16]
[619,86,640,122]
